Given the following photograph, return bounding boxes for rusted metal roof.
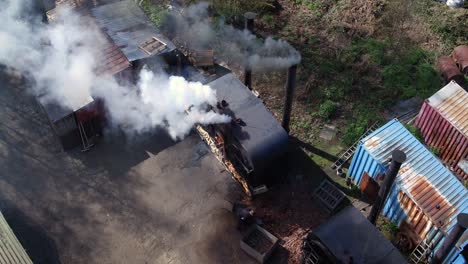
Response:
[0,211,33,264]
[427,81,468,137]
[46,3,131,77]
[349,119,468,233]
[91,0,176,62]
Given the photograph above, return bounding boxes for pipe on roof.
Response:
[282,65,297,133]
[243,12,256,90]
[368,150,407,225]
[431,213,468,264]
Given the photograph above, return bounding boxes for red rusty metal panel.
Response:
[398,191,431,240]
[95,37,131,76]
[416,94,468,182]
[75,99,104,123]
[407,176,455,229]
[359,172,379,202]
[453,45,468,74]
[437,56,464,85]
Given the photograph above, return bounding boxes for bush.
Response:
[382,48,441,100]
[316,100,337,119]
[405,125,423,142]
[140,0,168,27]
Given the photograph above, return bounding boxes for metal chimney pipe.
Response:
[431,213,468,264]
[368,150,406,225]
[244,12,256,90]
[282,65,297,133]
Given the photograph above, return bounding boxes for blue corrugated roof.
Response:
[348,119,468,232]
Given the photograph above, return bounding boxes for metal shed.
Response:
[91,0,176,63]
[0,211,33,264]
[415,81,468,181]
[347,119,468,263]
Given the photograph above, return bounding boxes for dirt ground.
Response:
[0,68,259,264]
[0,67,333,263]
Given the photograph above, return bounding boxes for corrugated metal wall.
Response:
[416,101,468,181]
[0,212,33,264]
[347,120,468,264]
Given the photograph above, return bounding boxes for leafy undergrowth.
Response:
[141,0,466,170]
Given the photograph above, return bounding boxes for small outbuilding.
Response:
[347,119,468,263]
[415,81,468,181]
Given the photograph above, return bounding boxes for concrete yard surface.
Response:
[0,69,256,264]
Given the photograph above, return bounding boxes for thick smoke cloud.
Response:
[166,2,301,71]
[0,0,229,140]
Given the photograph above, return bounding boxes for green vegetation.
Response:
[405,125,424,142]
[140,0,168,27]
[315,100,337,119]
[429,146,440,156]
[208,0,275,17]
[342,107,383,146]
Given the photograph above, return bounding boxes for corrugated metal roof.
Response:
[91,0,176,62]
[46,3,131,77]
[427,81,468,136]
[360,119,468,231]
[0,212,33,264]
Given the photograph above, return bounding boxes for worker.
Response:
[233,202,255,231]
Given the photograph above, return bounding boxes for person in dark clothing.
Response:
[232,202,255,231]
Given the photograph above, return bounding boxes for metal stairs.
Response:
[409,239,432,264]
[331,121,380,170]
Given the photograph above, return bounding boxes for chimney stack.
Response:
[244,12,256,90]
[368,150,406,225]
[431,213,468,264]
[282,65,297,133]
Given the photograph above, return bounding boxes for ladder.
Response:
[330,121,380,170]
[409,239,432,264]
[303,243,320,264]
[77,121,95,152]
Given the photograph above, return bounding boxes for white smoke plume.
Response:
[166,2,301,71]
[0,0,229,140]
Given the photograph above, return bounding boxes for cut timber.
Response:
[195,125,252,197]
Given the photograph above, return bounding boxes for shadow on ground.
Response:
[0,201,61,264]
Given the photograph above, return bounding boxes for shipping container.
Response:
[415,81,468,181]
[348,119,468,263]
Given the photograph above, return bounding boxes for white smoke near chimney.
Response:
[166,2,301,71]
[0,0,230,140]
